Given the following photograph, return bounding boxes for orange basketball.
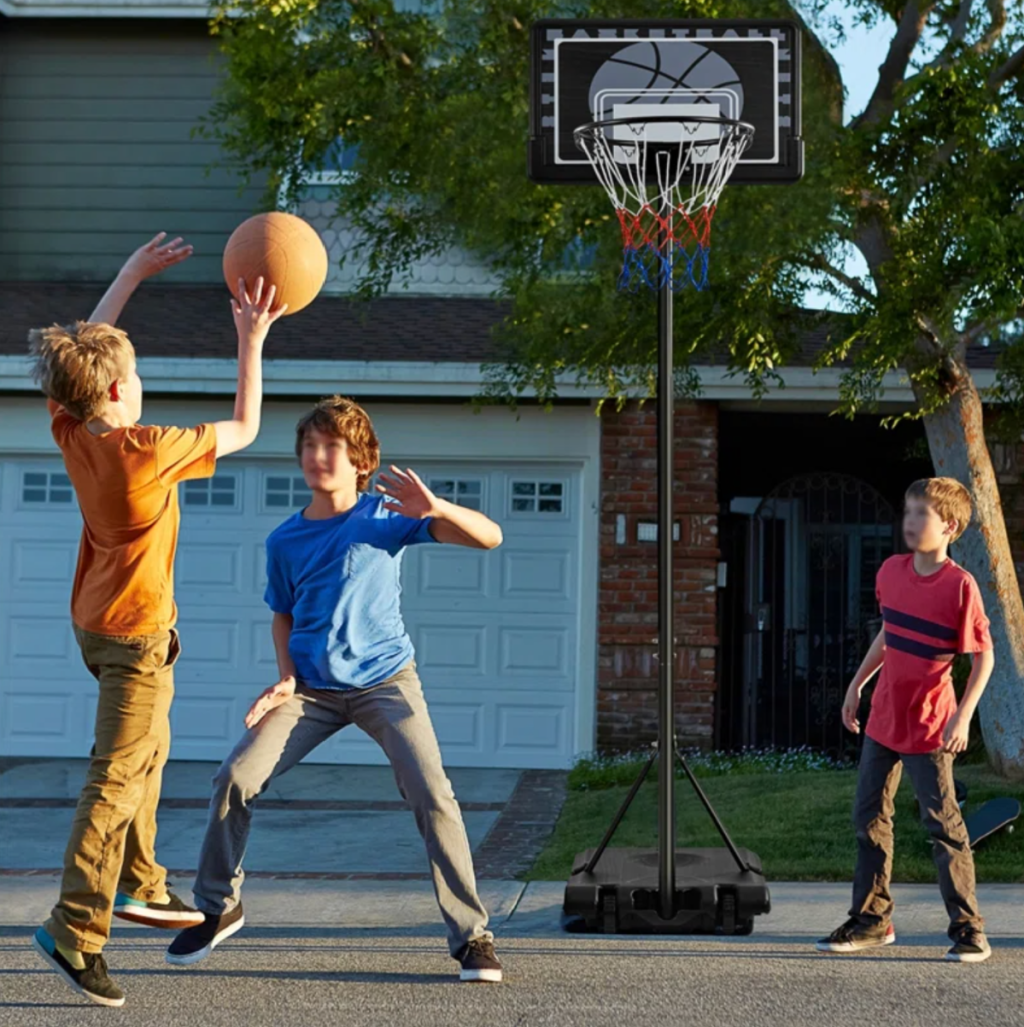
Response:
[223,212,328,316]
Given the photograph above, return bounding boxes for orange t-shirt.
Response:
[48,400,217,636]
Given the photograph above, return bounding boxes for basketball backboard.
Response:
[529,19,803,186]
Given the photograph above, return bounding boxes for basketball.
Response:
[223,212,328,316]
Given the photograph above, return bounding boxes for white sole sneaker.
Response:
[31,934,126,1008]
[944,946,992,963]
[460,967,503,983]
[165,915,245,966]
[816,925,896,953]
[113,902,205,930]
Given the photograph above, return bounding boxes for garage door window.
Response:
[264,474,313,511]
[429,478,484,511]
[509,479,565,516]
[183,474,239,510]
[20,470,74,507]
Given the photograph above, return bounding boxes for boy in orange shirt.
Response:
[28,233,286,1007]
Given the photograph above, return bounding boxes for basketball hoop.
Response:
[573,114,754,291]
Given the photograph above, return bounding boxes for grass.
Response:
[528,761,1024,883]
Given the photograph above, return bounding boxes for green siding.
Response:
[0,18,264,283]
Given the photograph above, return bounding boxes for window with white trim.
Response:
[510,479,565,515]
[21,470,74,506]
[182,474,239,509]
[429,477,484,511]
[264,474,313,510]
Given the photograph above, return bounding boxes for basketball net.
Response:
[574,117,754,291]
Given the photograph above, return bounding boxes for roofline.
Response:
[0,1,210,16]
[0,354,998,402]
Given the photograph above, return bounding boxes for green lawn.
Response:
[528,765,1024,882]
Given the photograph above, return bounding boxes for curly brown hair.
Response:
[28,321,134,421]
[294,396,381,492]
[905,477,973,543]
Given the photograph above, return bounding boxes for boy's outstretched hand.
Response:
[244,675,297,729]
[231,276,288,344]
[841,684,861,734]
[376,466,438,519]
[122,231,193,282]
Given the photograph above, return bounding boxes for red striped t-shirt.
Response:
[867,554,992,754]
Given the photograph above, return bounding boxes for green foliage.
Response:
[203,1,1024,412]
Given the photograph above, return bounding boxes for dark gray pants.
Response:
[192,663,492,955]
[850,735,983,938]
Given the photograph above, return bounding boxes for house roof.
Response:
[0,284,506,364]
[0,281,1002,371]
[0,0,209,15]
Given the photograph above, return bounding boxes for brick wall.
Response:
[597,401,720,751]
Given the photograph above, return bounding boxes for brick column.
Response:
[597,401,720,751]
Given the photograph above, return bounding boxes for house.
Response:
[0,2,1017,770]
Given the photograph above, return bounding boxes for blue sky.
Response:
[800,7,894,309]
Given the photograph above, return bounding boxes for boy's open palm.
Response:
[376,466,438,519]
[124,231,193,281]
[244,676,297,729]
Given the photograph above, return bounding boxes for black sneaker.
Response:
[945,926,991,963]
[114,890,206,929]
[456,939,503,983]
[815,918,896,953]
[31,927,125,1008]
[166,904,245,966]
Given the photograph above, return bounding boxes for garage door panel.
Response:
[413,547,488,598]
[174,617,241,674]
[0,684,88,754]
[175,542,245,594]
[414,623,486,675]
[170,695,237,755]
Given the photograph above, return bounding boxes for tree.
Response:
[203,0,1024,776]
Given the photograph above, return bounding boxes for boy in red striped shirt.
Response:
[816,478,994,963]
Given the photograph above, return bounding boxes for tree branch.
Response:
[801,252,877,304]
[963,308,1024,345]
[854,1,935,130]
[974,0,1007,56]
[989,43,1024,89]
[947,0,976,46]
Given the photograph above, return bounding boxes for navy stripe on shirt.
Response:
[881,605,957,641]
[884,631,957,661]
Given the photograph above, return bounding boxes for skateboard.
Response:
[965,797,1021,849]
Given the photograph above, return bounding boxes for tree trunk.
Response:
[916,367,1024,779]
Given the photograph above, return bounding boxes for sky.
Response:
[799,7,894,309]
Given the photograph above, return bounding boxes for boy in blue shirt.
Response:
[167,396,504,983]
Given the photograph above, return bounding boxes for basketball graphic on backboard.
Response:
[588,41,744,164]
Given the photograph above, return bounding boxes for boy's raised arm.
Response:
[212,277,287,460]
[89,232,193,326]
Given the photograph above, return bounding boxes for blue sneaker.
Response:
[113,890,205,929]
[31,927,125,1007]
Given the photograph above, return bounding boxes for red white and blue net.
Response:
[574,116,753,292]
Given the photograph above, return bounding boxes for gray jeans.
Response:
[192,662,492,955]
[850,735,983,938]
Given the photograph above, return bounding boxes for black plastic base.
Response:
[563,847,771,934]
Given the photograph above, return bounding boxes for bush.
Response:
[569,745,854,791]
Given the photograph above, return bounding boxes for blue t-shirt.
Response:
[263,493,439,689]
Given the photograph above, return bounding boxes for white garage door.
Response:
[0,457,582,768]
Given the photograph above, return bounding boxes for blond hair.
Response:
[905,477,973,542]
[28,321,134,422]
[294,396,381,492]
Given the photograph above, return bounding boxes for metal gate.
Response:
[739,474,898,756]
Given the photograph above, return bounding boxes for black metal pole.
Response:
[657,186,675,920]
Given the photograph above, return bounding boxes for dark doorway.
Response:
[716,412,932,755]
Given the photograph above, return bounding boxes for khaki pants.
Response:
[850,735,983,938]
[192,662,492,956]
[45,626,180,953]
